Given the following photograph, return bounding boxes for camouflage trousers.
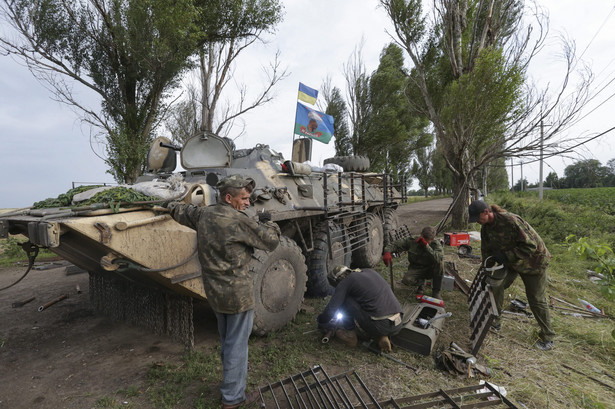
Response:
[488,269,555,342]
[402,262,444,292]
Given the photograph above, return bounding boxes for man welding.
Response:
[317,266,403,352]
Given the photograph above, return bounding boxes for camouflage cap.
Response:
[468,200,489,223]
[216,174,256,191]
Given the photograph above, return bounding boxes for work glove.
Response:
[258,211,272,223]
[485,252,506,267]
[160,200,175,209]
[382,251,392,267]
[415,237,429,247]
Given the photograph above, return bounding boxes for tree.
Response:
[563,159,609,188]
[322,80,351,157]
[342,41,372,155]
[411,143,434,197]
[167,23,286,143]
[545,171,559,188]
[0,0,282,183]
[381,0,594,228]
[366,43,430,177]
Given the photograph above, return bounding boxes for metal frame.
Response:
[255,365,519,409]
[468,268,499,355]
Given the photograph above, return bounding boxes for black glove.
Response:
[486,253,506,267]
[160,200,174,208]
[258,211,272,223]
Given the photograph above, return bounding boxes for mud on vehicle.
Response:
[0,133,405,344]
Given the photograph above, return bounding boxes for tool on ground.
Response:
[38,294,69,312]
[362,341,419,373]
[416,312,452,329]
[12,296,35,308]
[417,294,445,307]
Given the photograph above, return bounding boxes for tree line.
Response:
[513,158,615,190]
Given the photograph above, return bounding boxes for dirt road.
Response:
[0,198,452,409]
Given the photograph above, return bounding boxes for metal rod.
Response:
[12,296,36,308]
[38,294,68,312]
[309,367,335,408]
[298,372,321,409]
[290,374,310,409]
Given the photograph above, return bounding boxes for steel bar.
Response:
[298,372,323,409]
[38,294,68,312]
[12,296,35,308]
[309,367,335,408]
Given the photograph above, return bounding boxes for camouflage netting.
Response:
[33,186,158,210]
[89,270,194,349]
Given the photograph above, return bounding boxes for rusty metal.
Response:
[468,267,498,355]
[38,294,68,311]
[12,296,35,308]
[444,261,470,295]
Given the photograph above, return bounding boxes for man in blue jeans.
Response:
[165,175,280,408]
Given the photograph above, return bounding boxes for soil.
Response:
[0,198,452,409]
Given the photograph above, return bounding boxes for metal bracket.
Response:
[94,222,112,244]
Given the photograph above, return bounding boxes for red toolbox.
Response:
[444,232,470,246]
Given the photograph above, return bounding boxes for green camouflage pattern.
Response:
[480,209,550,275]
[386,237,444,284]
[167,201,280,314]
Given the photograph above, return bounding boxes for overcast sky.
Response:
[1,0,614,208]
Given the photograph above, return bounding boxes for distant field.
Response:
[542,187,615,215]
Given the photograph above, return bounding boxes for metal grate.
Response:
[256,366,519,409]
[257,365,381,409]
[467,268,498,355]
[378,383,519,408]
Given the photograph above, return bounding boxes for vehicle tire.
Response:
[251,236,308,336]
[306,221,352,297]
[323,155,370,172]
[382,207,399,246]
[351,212,384,268]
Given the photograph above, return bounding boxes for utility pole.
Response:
[510,158,514,191]
[539,119,544,200]
[520,161,524,191]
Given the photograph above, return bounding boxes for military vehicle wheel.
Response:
[307,221,352,297]
[323,155,370,172]
[383,208,399,245]
[351,212,384,268]
[251,236,308,336]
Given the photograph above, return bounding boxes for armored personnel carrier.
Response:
[0,133,404,344]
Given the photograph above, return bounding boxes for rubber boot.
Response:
[335,329,358,347]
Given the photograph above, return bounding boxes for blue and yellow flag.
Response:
[298,83,318,105]
[294,102,334,144]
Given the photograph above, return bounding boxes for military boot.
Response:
[335,329,358,347]
[432,290,441,299]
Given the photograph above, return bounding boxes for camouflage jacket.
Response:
[385,237,443,273]
[480,209,550,275]
[167,202,280,314]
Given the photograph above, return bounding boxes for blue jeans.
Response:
[215,309,254,405]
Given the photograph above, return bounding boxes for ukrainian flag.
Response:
[298,83,318,105]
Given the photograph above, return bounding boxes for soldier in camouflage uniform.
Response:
[468,200,555,351]
[164,174,280,409]
[382,226,444,299]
